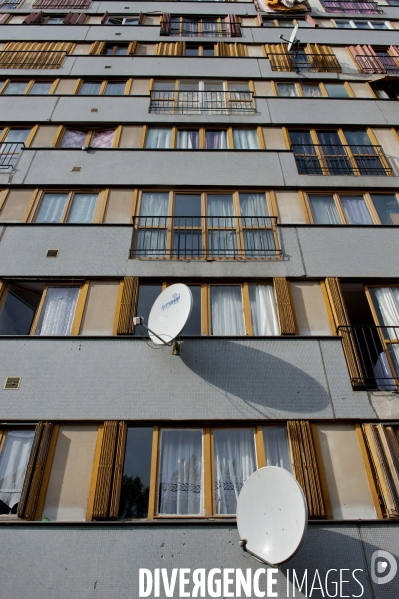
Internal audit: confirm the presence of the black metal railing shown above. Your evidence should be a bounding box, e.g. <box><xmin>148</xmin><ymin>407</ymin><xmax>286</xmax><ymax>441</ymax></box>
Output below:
<box><xmin>130</xmin><ymin>216</ymin><xmax>280</xmax><ymax>259</ymax></box>
<box><xmin>268</xmin><ymin>53</ymin><xmax>341</xmax><ymax>73</ymax></box>
<box><xmin>149</xmin><ymin>90</ymin><xmax>255</xmax><ymax>114</ymax></box>
<box><xmin>291</xmin><ymin>144</ymin><xmax>392</xmax><ymax>176</ymax></box>
<box><xmin>168</xmin><ymin>24</ymin><xmax>236</xmax><ymax>38</ymax></box>
<box><xmin>321</xmin><ymin>0</ymin><xmax>383</xmax><ymax>13</ymax></box>
<box><xmin>0</xmin><ymin>51</ymin><xmax>67</xmax><ymax>69</ymax></box>
<box><xmin>0</xmin><ymin>142</ymin><xmax>24</xmax><ymax>171</ymax></box>
<box><xmin>353</xmin><ymin>54</ymin><xmax>399</xmax><ymax>75</ymax></box>
<box><xmin>338</xmin><ymin>325</ymin><xmax>399</xmax><ymax>390</ymax></box>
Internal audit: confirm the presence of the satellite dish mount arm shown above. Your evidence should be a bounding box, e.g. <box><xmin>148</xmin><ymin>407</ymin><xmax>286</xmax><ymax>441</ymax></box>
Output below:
<box><xmin>133</xmin><ymin>316</ymin><xmax>172</xmax><ymax>346</ymax></box>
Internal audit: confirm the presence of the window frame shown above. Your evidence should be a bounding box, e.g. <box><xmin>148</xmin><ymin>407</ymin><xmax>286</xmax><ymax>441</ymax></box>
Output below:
<box><xmin>303</xmin><ymin>191</ymin><xmax>384</xmax><ymax>225</ymax></box>
<box><xmin>55</xmin><ymin>125</ymin><xmax>121</xmax><ymax>149</ymax></box>
<box><xmin>170</xmin><ymin>16</ymin><xmax>223</xmax><ymax>37</ymax></box>
<box><xmin>143</xmin><ymin>126</ymin><xmax>263</xmax><ymax>149</ymax></box>
<box><xmin>75</xmin><ymin>78</ymin><xmax>130</xmax><ymax>95</ymax></box>
<box><xmin>28</xmin><ymin>189</ymin><xmax>106</xmax><ymax>224</ymax></box>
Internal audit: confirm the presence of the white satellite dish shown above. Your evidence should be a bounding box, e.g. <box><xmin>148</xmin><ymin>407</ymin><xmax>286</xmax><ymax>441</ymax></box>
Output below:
<box><xmin>147</xmin><ymin>283</ymin><xmax>193</xmax><ymax>346</ymax></box>
<box><xmin>287</xmin><ymin>24</ymin><xmax>299</xmax><ymax>52</ymax></box>
<box><xmin>236</xmin><ymin>467</ymin><xmax>307</xmax><ymax>566</ymax></box>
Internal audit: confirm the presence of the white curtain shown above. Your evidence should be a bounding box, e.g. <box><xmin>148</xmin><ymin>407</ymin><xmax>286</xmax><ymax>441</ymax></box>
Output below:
<box><xmin>177</xmin><ymin>130</ymin><xmax>199</xmax><ymax>149</ymax></box>
<box><xmin>146</xmin><ymin>128</ymin><xmax>172</xmax><ymax>149</ymax></box>
<box><xmin>233</xmin><ymin>129</ymin><xmax>259</xmax><ymax>150</ymax></box>
<box><xmin>239</xmin><ymin>193</ymin><xmax>269</xmax><ymax>218</ymax></box>
<box><xmin>205</xmin><ymin>130</ymin><xmax>228</xmax><ymax>149</ymax></box>
<box><xmin>210</xmin><ymin>286</ymin><xmax>244</xmax><ymax>335</ymax></box>
<box><xmin>208</xmin><ymin>194</ymin><xmax>237</xmax><ymax>256</ymax></box>
<box><xmin>302</xmin><ymin>84</ymin><xmax>323</xmax><ymax>97</ymax></box>
<box><xmin>158</xmin><ymin>430</ymin><xmax>203</xmax><ymax>515</ymax></box>
<box><xmin>35</xmin><ymin>287</ymin><xmax>79</xmax><ymax>336</ymax></box>
<box><xmin>249</xmin><ymin>285</ymin><xmax>279</xmax><ymax>336</ymax></box>
<box><xmin>136</xmin><ymin>230</ymin><xmax>166</xmax><ymax>257</ymax></box>
<box><xmin>214</xmin><ymin>429</ymin><xmax>256</xmax><ymax>515</ymax></box>
<box><xmin>309</xmin><ymin>195</ymin><xmax>341</xmax><ymax>224</ymax></box>
<box><xmin>0</xmin><ymin>431</ymin><xmax>34</xmax><ymax>511</ymax></box>
<box><xmin>340</xmin><ymin>196</ymin><xmax>373</xmax><ymax>225</ymax></box>
<box><xmin>263</xmin><ymin>426</ymin><xmax>292</xmax><ymax>472</ymax></box>
<box><xmin>371</xmin><ymin>288</ymin><xmax>399</xmax><ymax>340</ymax></box>
<box><xmin>67</xmin><ymin>193</ymin><xmax>98</xmax><ymax>224</ymax></box>
<box><xmin>277</xmin><ymin>83</ymin><xmax>298</xmax><ymax>97</ymax></box>
<box><xmin>373</xmin><ymin>351</ymin><xmax>396</xmax><ymax>390</ymax></box>
<box><xmin>35</xmin><ymin>193</ymin><xmax>68</xmax><ymax>223</ymax></box>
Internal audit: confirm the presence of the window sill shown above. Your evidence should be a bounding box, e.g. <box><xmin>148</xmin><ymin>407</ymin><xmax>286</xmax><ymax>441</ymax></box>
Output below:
<box><xmin>0</xmin><ymin>518</ymin><xmax>395</xmax><ymax>526</ymax></box>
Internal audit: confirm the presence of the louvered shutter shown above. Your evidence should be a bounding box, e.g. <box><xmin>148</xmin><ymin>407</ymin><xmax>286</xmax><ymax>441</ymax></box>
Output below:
<box><xmin>100</xmin><ymin>12</ymin><xmax>109</xmax><ymax>25</ymax></box>
<box><xmin>257</xmin><ymin>13</ymin><xmax>263</xmax><ymax>26</ymax></box>
<box><xmin>305</xmin><ymin>15</ymin><xmax>318</xmax><ymax>27</ymax></box>
<box><xmin>0</xmin><ymin>14</ymin><xmax>10</xmax><ymax>24</ymax></box>
<box><xmin>17</xmin><ymin>422</ymin><xmax>54</xmax><ymax>520</ymax></box>
<box><xmin>90</xmin><ymin>41</ymin><xmax>106</xmax><ymax>55</ymax></box>
<box><xmin>225</xmin><ymin>15</ymin><xmax>241</xmax><ymax>37</ymax></box>
<box><xmin>160</xmin><ymin>13</ymin><xmax>171</xmax><ymax>36</ymax></box>
<box><xmin>287</xmin><ymin>421</ymin><xmax>325</xmax><ymax>518</ymax></box>
<box><xmin>92</xmin><ymin>421</ymin><xmax>127</xmax><ymax>520</ymax></box>
<box><xmin>0</xmin><ymin>42</ymin><xmax>73</xmax><ymax>69</ymax></box>
<box><xmin>273</xmin><ymin>278</ymin><xmax>296</xmax><ymax>335</ymax></box>
<box><xmin>306</xmin><ymin>44</ymin><xmax>340</xmax><ymax>73</ymax></box>
<box><xmin>138</xmin><ymin>13</ymin><xmax>144</xmax><ymax>25</ymax></box>
<box><xmin>128</xmin><ymin>41</ymin><xmax>138</xmax><ymax>55</ymax></box>
<box><xmin>348</xmin><ymin>45</ymin><xmax>385</xmax><ymax>74</ymax></box>
<box><xmin>117</xmin><ymin>276</ymin><xmax>139</xmax><ymax>335</ymax></box>
<box><xmin>324</xmin><ymin>277</ymin><xmax>363</xmax><ymax>385</ymax></box>
<box><xmin>64</xmin><ymin>12</ymin><xmax>86</xmax><ymax>24</ymax></box>
<box><xmin>265</xmin><ymin>43</ymin><xmax>294</xmax><ymax>72</ymax></box>
<box><xmin>215</xmin><ymin>42</ymin><xmax>227</xmax><ymax>57</ymax></box>
<box><xmin>156</xmin><ymin>42</ymin><xmax>185</xmax><ymax>56</ymax></box>
<box><xmin>362</xmin><ymin>424</ymin><xmax>399</xmax><ymax>518</ymax></box>
<box><xmin>33</xmin><ymin>0</ymin><xmax>91</xmax><ymax>8</ymax></box>
<box><xmin>388</xmin><ymin>45</ymin><xmax>399</xmax><ymax>59</ymax></box>
<box><xmin>23</xmin><ymin>12</ymin><xmax>44</xmax><ymax>24</ymax></box>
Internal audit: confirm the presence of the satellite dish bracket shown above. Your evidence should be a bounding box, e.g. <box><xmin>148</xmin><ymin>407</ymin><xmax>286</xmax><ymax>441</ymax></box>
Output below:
<box><xmin>279</xmin><ymin>33</ymin><xmax>300</xmax><ymax>56</ymax></box>
<box><xmin>133</xmin><ymin>316</ymin><xmax>173</xmax><ymax>346</ymax></box>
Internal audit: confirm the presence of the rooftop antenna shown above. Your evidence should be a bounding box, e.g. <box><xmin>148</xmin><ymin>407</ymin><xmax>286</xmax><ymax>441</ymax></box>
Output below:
<box><xmin>279</xmin><ymin>24</ymin><xmax>300</xmax><ymax>55</ymax></box>
<box><xmin>237</xmin><ymin>466</ymin><xmax>307</xmax><ymax>566</ymax></box>
<box><xmin>133</xmin><ymin>283</ymin><xmax>193</xmax><ymax>355</ymax></box>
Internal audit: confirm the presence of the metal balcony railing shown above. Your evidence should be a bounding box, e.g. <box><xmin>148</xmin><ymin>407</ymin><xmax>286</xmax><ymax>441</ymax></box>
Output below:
<box><xmin>353</xmin><ymin>54</ymin><xmax>399</xmax><ymax>75</ymax></box>
<box><xmin>268</xmin><ymin>53</ymin><xmax>341</xmax><ymax>73</ymax></box>
<box><xmin>291</xmin><ymin>144</ymin><xmax>392</xmax><ymax>176</ymax></box>
<box><xmin>0</xmin><ymin>142</ymin><xmax>24</xmax><ymax>171</ymax></box>
<box><xmin>149</xmin><ymin>90</ymin><xmax>255</xmax><ymax>114</ymax></box>
<box><xmin>0</xmin><ymin>51</ymin><xmax>67</xmax><ymax>69</ymax></box>
<box><xmin>168</xmin><ymin>24</ymin><xmax>237</xmax><ymax>38</ymax></box>
<box><xmin>130</xmin><ymin>216</ymin><xmax>280</xmax><ymax>260</ymax></box>
<box><xmin>338</xmin><ymin>325</ymin><xmax>399</xmax><ymax>390</ymax></box>
<box><xmin>321</xmin><ymin>0</ymin><xmax>383</xmax><ymax>13</ymax></box>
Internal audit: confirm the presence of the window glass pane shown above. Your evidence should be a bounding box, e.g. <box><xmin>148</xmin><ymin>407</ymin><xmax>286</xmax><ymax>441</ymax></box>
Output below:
<box><xmin>0</xmin><ymin>287</ymin><xmax>41</xmax><ymax>335</ymax></box>
<box><xmin>91</xmin><ymin>129</ymin><xmax>115</xmax><ymax>148</ymax></box>
<box><xmin>335</xmin><ymin>20</ymin><xmax>353</xmax><ymax>28</ymax></box>
<box><xmin>60</xmin><ymin>129</ymin><xmax>87</xmax><ymax>148</ymax></box>
<box><xmin>302</xmin><ymin>84</ymin><xmax>322</xmax><ymax>97</ymax></box>
<box><xmin>344</xmin><ymin>130</ymin><xmax>372</xmax><ymax>146</ymax></box>
<box><xmin>47</xmin><ymin>17</ymin><xmax>64</xmax><ymax>23</ymax></box>
<box><xmin>213</xmin><ymin>429</ymin><xmax>256</xmax><ymax>515</ymax></box>
<box><xmin>175</xmin><ymin>194</ymin><xmax>201</xmax><ymax>222</ymax></box>
<box><xmin>146</xmin><ymin>128</ymin><xmax>172</xmax><ymax>149</ymax></box>
<box><xmin>29</xmin><ymin>82</ymin><xmax>52</xmax><ymax>95</ymax></box>
<box><xmin>67</xmin><ymin>193</ymin><xmax>98</xmax><ymax>223</ymax></box>
<box><xmin>186</xmin><ymin>46</ymin><xmax>199</xmax><ymax>57</ymax></box>
<box><xmin>205</xmin><ymin>130</ymin><xmax>227</xmax><ymax>149</ymax></box>
<box><xmin>370</xmin><ymin>21</ymin><xmax>388</xmax><ymax>29</ymax></box>
<box><xmin>369</xmin><ymin>288</ymin><xmax>399</xmax><ymax>329</ymax></box>
<box><xmin>371</xmin><ymin>194</ymin><xmax>399</xmax><ymax>225</ymax></box>
<box><xmin>352</xmin><ymin>20</ymin><xmax>370</xmax><ymax>29</ymax></box>
<box><xmin>153</xmin><ymin>80</ymin><xmax>176</xmax><ymax>91</ymax></box>
<box><xmin>177</xmin><ymin>130</ymin><xmax>199</xmax><ymax>149</ymax></box>
<box><xmin>119</xmin><ymin>427</ymin><xmax>153</xmax><ymax>519</ymax></box>
<box><xmin>203</xmin><ymin>47</ymin><xmax>214</xmax><ymax>57</ymax></box>
<box><xmin>324</xmin><ymin>83</ymin><xmax>350</xmax><ymax>98</ymax></box>
<box><xmin>239</xmin><ymin>193</ymin><xmax>269</xmax><ymax>218</ymax></box>
<box><xmin>233</xmin><ymin>129</ymin><xmax>259</xmax><ymax>150</ymax></box>
<box><xmin>210</xmin><ymin>286</ymin><xmax>244</xmax><ymax>335</ymax></box>
<box><xmin>4</xmin><ymin>82</ymin><xmax>28</xmax><ymax>95</ymax></box>
<box><xmin>135</xmin><ymin>284</ymin><xmax>163</xmax><ymax>333</ymax></box>
<box><xmin>309</xmin><ymin>195</ymin><xmax>341</xmax><ymax>224</ymax></box>
<box><xmin>180</xmin><ymin>286</ymin><xmax>201</xmax><ymax>335</ymax></box>
<box><xmin>249</xmin><ymin>285</ymin><xmax>279</xmax><ymax>335</ymax></box>
<box><xmin>179</xmin><ymin>80</ymin><xmax>199</xmax><ymax>91</ymax></box>
<box><xmin>204</xmin><ymin>80</ymin><xmax>223</xmax><ymax>92</ymax></box>
<box><xmin>140</xmin><ymin>192</ymin><xmax>169</xmax><ymax>224</ymax></box>
<box><xmin>340</xmin><ymin>195</ymin><xmax>373</xmax><ymax>225</ymax></box>
<box><xmin>263</xmin><ymin>426</ymin><xmax>292</xmax><ymax>472</ymax></box>
<box><xmin>35</xmin><ymin>287</ymin><xmax>79</xmax><ymax>336</ymax></box>
<box><xmin>0</xmin><ymin>431</ymin><xmax>35</xmax><ymax>514</ymax></box>
<box><xmin>277</xmin><ymin>83</ymin><xmax>298</xmax><ymax>97</ymax></box>
<box><xmin>0</xmin><ymin>81</ymin><xmax>5</xmax><ymax>91</ymax></box>
<box><xmin>4</xmin><ymin>129</ymin><xmax>31</xmax><ymax>143</ymax></box>
<box><xmin>228</xmin><ymin>81</ymin><xmax>249</xmax><ymax>92</ymax></box>
<box><xmin>79</xmin><ymin>81</ymin><xmax>102</xmax><ymax>95</ymax></box>
<box><xmin>104</xmin><ymin>81</ymin><xmax>126</xmax><ymax>95</ymax></box>
<box><xmin>36</xmin><ymin>193</ymin><xmax>68</xmax><ymax>223</ymax></box>
<box><xmin>158</xmin><ymin>429</ymin><xmax>203</xmax><ymax>515</ymax></box>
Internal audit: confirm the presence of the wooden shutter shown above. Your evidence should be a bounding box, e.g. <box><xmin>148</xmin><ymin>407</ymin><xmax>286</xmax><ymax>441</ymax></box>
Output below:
<box><xmin>324</xmin><ymin>277</ymin><xmax>363</xmax><ymax>385</ymax></box>
<box><xmin>305</xmin><ymin>15</ymin><xmax>317</xmax><ymax>27</ymax></box>
<box><xmin>388</xmin><ymin>46</ymin><xmax>399</xmax><ymax>59</ymax></box>
<box><xmin>215</xmin><ymin>42</ymin><xmax>228</xmax><ymax>57</ymax></box>
<box><xmin>64</xmin><ymin>12</ymin><xmax>87</xmax><ymax>24</ymax></box>
<box><xmin>362</xmin><ymin>424</ymin><xmax>399</xmax><ymax>519</ymax></box>
<box><xmin>156</xmin><ymin>42</ymin><xmax>186</xmax><ymax>56</ymax></box>
<box><xmin>90</xmin><ymin>41</ymin><xmax>106</xmax><ymax>55</ymax></box>
<box><xmin>224</xmin><ymin>43</ymin><xmax>247</xmax><ymax>57</ymax></box>
<box><xmin>0</xmin><ymin>14</ymin><xmax>10</xmax><ymax>24</ymax></box>
<box><xmin>117</xmin><ymin>276</ymin><xmax>139</xmax><ymax>335</ymax></box>
<box><xmin>0</xmin><ymin>42</ymin><xmax>73</xmax><ymax>69</ymax></box>
<box><xmin>138</xmin><ymin>13</ymin><xmax>144</xmax><ymax>25</ymax></box>
<box><xmin>225</xmin><ymin>15</ymin><xmax>241</xmax><ymax>38</ymax></box>
<box><xmin>306</xmin><ymin>44</ymin><xmax>340</xmax><ymax>73</ymax></box>
<box><xmin>23</xmin><ymin>12</ymin><xmax>44</xmax><ymax>24</ymax></box>
<box><xmin>273</xmin><ymin>278</ymin><xmax>296</xmax><ymax>335</ymax></box>
<box><xmin>287</xmin><ymin>421</ymin><xmax>326</xmax><ymax>518</ymax></box>
<box><xmin>265</xmin><ymin>43</ymin><xmax>294</xmax><ymax>72</ymax></box>
<box><xmin>92</xmin><ymin>421</ymin><xmax>127</xmax><ymax>520</ymax></box>
<box><xmin>348</xmin><ymin>45</ymin><xmax>385</xmax><ymax>74</ymax></box>
<box><xmin>257</xmin><ymin>13</ymin><xmax>263</xmax><ymax>27</ymax></box>
<box><xmin>17</xmin><ymin>422</ymin><xmax>53</xmax><ymax>520</ymax></box>
<box><xmin>33</xmin><ymin>0</ymin><xmax>91</xmax><ymax>7</ymax></box>
<box><xmin>100</xmin><ymin>11</ymin><xmax>109</xmax><ymax>25</ymax></box>
<box><xmin>160</xmin><ymin>13</ymin><xmax>171</xmax><ymax>36</ymax></box>
<box><xmin>128</xmin><ymin>41</ymin><xmax>138</xmax><ymax>55</ymax></box>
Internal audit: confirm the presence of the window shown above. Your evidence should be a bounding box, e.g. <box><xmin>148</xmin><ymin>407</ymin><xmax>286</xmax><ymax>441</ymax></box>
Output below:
<box><xmin>35</xmin><ymin>287</ymin><xmax>80</xmax><ymax>336</ymax></box>
<box><xmin>371</xmin><ymin>193</ymin><xmax>399</xmax><ymax>224</ymax></box>
<box><xmin>0</xmin><ymin>128</ymin><xmax>31</xmax><ymax>169</ymax></box>
<box><xmin>78</xmin><ymin>80</ymin><xmax>127</xmax><ymax>95</ymax></box>
<box><xmin>321</xmin><ymin>0</ymin><xmax>381</xmax><ymax>14</ymax></box>
<box><xmin>334</xmin><ymin>20</ymin><xmax>390</xmax><ymax>29</ymax></box>
<box><xmin>105</xmin><ymin>16</ymin><xmax>140</xmax><ymax>25</ymax></box>
<box><xmin>0</xmin><ymin>80</ymin><xmax>54</xmax><ymax>95</ymax></box>
<box><xmin>0</xmin><ymin>429</ymin><xmax>35</xmax><ymax>515</ymax></box>
<box><xmin>262</xmin><ymin>17</ymin><xmax>312</xmax><ymax>28</ymax></box>
<box><xmin>34</xmin><ymin>192</ymin><xmax>99</xmax><ymax>223</ymax></box>
<box><xmin>349</xmin><ymin>46</ymin><xmax>399</xmax><ymax>75</ymax></box>
<box><xmin>105</xmin><ymin>43</ymin><xmax>129</xmax><ymax>56</ymax></box>
<box><xmin>132</xmin><ymin>191</ymin><xmax>278</xmax><ymax>261</ymax></box>
<box><xmin>266</xmin><ymin>44</ymin><xmax>340</xmax><ymax>73</ymax></box>
<box><xmin>185</xmin><ymin>44</ymin><xmax>215</xmax><ymax>57</ymax></box>
<box><xmin>372</xmin><ymin>80</ymin><xmax>399</xmax><ymax>99</ymax></box>
<box><xmin>0</xmin><ymin>284</ymin><xmax>42</xmax><ymax>335</ymax></box>
<box><xmin>289</xmin><ymin>129</ymin><xmax>391</xmax><ymax>175</ymax></box>
<box><xmin>324</xmin><ymin>83</ymin><xmax>350</xmax><ymax>98</ymax></box>
<box><xmin>59</xmin><ymin>128</ymin><xmax>116</xmax><ymax>148</ymax></box>
<box><xmin>144</xmin><ymin>126</ymin><xmax>262</xmax><ymax>149</ymax></box>
<box><xmin>367</xmin><ymin>287</ymin><xmax>399</xmax><ymax>383</ymax></box>
<box><xmin>119</xmin><ymin>427</ymin><xmax>153</xmax><ymax>518</ymax></box>
<box><xmin>275</xmin><ymin>81</ymin><xmax>354</xmax><ymax>98</ymax></box>
<box><xmin>306</xmin><ymin>193</ymin><xmax>374</xmax><ymax>224</ymax></box>
<box><xmin>170</xmin><ymin>17</ymin><xmax>224</xmax><ymax>37</ymax></box>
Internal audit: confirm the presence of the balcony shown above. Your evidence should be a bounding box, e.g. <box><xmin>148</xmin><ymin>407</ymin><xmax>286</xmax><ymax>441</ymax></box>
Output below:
<box><xmin>0</xmin><ymin>142</ymin><xmax>24</xmax><ymax>172</ymax></box>
<box><xmin>0</xmin><ymin>50</ymin><xmax>67</xmax><ymax>70</ymax></box>
<box><xmin>353</xmin><ymin>54</ymin><xmax>399</xmax><ymax>75</ymax></box>
<box><xmin>321</xmin><ymin>0</ymin><xmax>383</xmax><ymax>13</ymax></box>
<box><xmin>268</xmin><ymin>53</ymin><xmax>341</xmax><ymax>73</ymax></box>
<box><xmin>338</xmin><ymin>325</ymin><xmax>399</xmax><ymax>390</ymax></box>
<box><xmin>149</xmin><ymin>90</ymin><xmax>255</xmax><ymax>115</ymax></box>
<box><xmin>167</xmin><ymin>24</ymin><xmax>238</xmax><ymax>38</ymax></box>
<box><xmin>291</xmin><ymin>144</ymin><xmax>392</xmax><ymax>176</ymax></box>
<box><xmin>130</xmin><ymin>216</ymin><xmax>280</xmax><ymax>260</ymax></box>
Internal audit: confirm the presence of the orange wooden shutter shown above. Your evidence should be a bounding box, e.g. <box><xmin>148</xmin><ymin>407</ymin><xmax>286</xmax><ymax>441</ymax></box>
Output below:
<box><xmin>117</xmin><ymin>276</ymin><xmax>139</xmax><ymax>335</ymax></box>
<box><xmin>273</xmin><ymin>278</ymin><xmax>296</xmax><ymax>335</ymax></box>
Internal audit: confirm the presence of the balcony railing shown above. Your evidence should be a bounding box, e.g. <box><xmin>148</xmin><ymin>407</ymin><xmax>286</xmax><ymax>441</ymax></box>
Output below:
<box><xmin>130</xmin><ymin>216</ymin><xmax>281</xmax><ymax>260</ymax></box>
<box><xmin>0</xmin><ymin>51</ymin><xmax>67</xmax><ymax>69</ymax></box>
<box><xmin>353</xmin><ymin>54</ymin><xmax>399</xmax><ymax>75</ymax></box>
<box><xmin>168</xmin><ymin>24</ymin><xmax>236</xmax><ymax>38</ymax></box>
<box><xmin>149</xmin><ymin>90</ymin><xmax>255</xmax><ymax>115</ymax></box>
<box><xmin>338</xmin><ymin>325</ymin><xmax>399</xmax><ymax>390</ymax></box>
<box><xmin>321</xmin><ymin>0</ymin><xmax>383</xmax><ymax>13</ymax></box>
<box><xmin>0</xmin><ymin>142</ymin><xmax>24</xmax><ymax>172</ymax></box>
<box><xmin>291</xmin><ymin>144</ymin><xmax>392</xmax><ymax>176</ymax></box>
<box><xmin>268</xmin><ymin>53</ymin><xmax>341</xmax><ymax>73</ymax></box>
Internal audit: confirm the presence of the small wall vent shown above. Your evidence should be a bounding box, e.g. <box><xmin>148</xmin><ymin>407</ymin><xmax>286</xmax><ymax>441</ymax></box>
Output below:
<box><xmin>104</xmin><ymin>66</ymin><xmax>112</xmax><ymax>69</ymax></box>
<box><xmin>90</xmin><ymin>108</ymin><xmax>98</xmax><ymax>112</ymax></box>
<box><xmin>46</xmin><ymin>249</ymin><xmax>59</xmax><ymax>258</ymax></box>
<box><xmin>4</xmin><ymin>377</ymin><xmax>21</xmax><ymax>390</ymax></box>
<box><xmin>71</xmin><ymin>166</ymin><xmax>82</xmax><ymax>172</ymax></box>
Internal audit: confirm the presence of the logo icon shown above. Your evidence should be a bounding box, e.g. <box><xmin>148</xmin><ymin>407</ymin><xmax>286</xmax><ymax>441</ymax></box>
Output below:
<box><xmin>371</xmin><ymin>550</ymin><xmax>397</xmax><ymax>585</ymax></box>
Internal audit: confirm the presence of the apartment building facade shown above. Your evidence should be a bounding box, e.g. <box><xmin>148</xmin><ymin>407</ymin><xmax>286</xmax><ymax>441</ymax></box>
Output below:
<box><xmin>0</xmin><ymin>0</ymin><xmax>398</xmax><ymax>596</ymax></box>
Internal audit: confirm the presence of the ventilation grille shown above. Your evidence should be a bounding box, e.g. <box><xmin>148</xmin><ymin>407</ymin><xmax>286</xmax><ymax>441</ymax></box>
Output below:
<box><xmin>71</xmin><ymin>166</ymin><xmax>82</xmax><ymax>172</ymax></box>
<box><xmin>90</xmin><ymin>108</ymin><xmax>98</xmax><ymax>112</ymax></box>
<box><xmin>46</xmin><ymin>249</ymin><xmax>58</xmax><ymax>258</ymax></box>
<box><xmin>4</xmin><ymin>376</ymin><xmax>21</xmax><ymax>390</ymax></box>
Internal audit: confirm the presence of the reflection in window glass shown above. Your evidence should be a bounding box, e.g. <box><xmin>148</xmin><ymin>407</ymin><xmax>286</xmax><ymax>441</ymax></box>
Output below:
<box><xmin>30</xmin><ymin>82</ymin><xmax>52</xmax><ymax>95</ymax></box>
<box><xmin>175</xmin><ymin>194</ymin><xmax>201</xmax><ymax>223</ymax></box>
<box><xmin>0</xmin><ymin>286</ymin><xmax>41</xmax><ymax>335</ymax></box>
<box><xmin>263</xmin><ymin>426</ymin><xmax>292</xmax><ymax>472</ymax></box>
<box><xmin>158</xmin><ymin>429</ymin><xmax>203</xmax><ymax>515</ymax></box>
<box><xmin>302</xmin><ymin>84</ymin><xmax>323</xmax><ymax>98</ymax></box>
<box><xmin>371</xmin><ymin>194</ymin><xmax>399</xmax><ymax>225</ymax></box>
<box><xmin>119</xmin><ymin>427</ymin><xmax>153</xmax><ymax>518</ymax></box>
<box><xmin>180</xmin><ymin>286</ymin><xmax>201</xmax><ymax>335</ymax></box>
<box><xmin>324</xmin><ymin>83</ymin><xmax>350</xmax><ymax>98</ymax></box>
<box><xmin>309</xmin><ymin>195</ymin><xmax>341</xmax><ymax>224</ymax></box>
<box><xmin>277</xmin><ymin>83</ymin><xmax>298</xmax><ymax>97</ymax></box>
<box><xmin>4</xmin><ymin>129</ymin><xmax>31</xmax><ymax>143</ymax></box>
<box><xmin>79</xmin><ymin>81</ymin><xmax>102</xmax><ymax>95</ymax></box>
<box><xmin>340</xmin><ymin>195</ymin><xmax>373</xmax><ymax>225</ymax></box>
<box><xmin>105</xmin><ymin>81</ymin><xmax>126</xmax><ymax>95</ymax></box>
<box><xmin>135</xmin><ymin>285</ymin><xmax>163</xmax><ymax>334</ymax></box>
<box><xmin>36</xmin><ymin>193</ymin><xmax>69</xmax><ymax>223</ymax></box>
<box><xmin>4</xmin><ymin>82</ymin><xmax>28</xmax><ymax>95</ymax></box>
